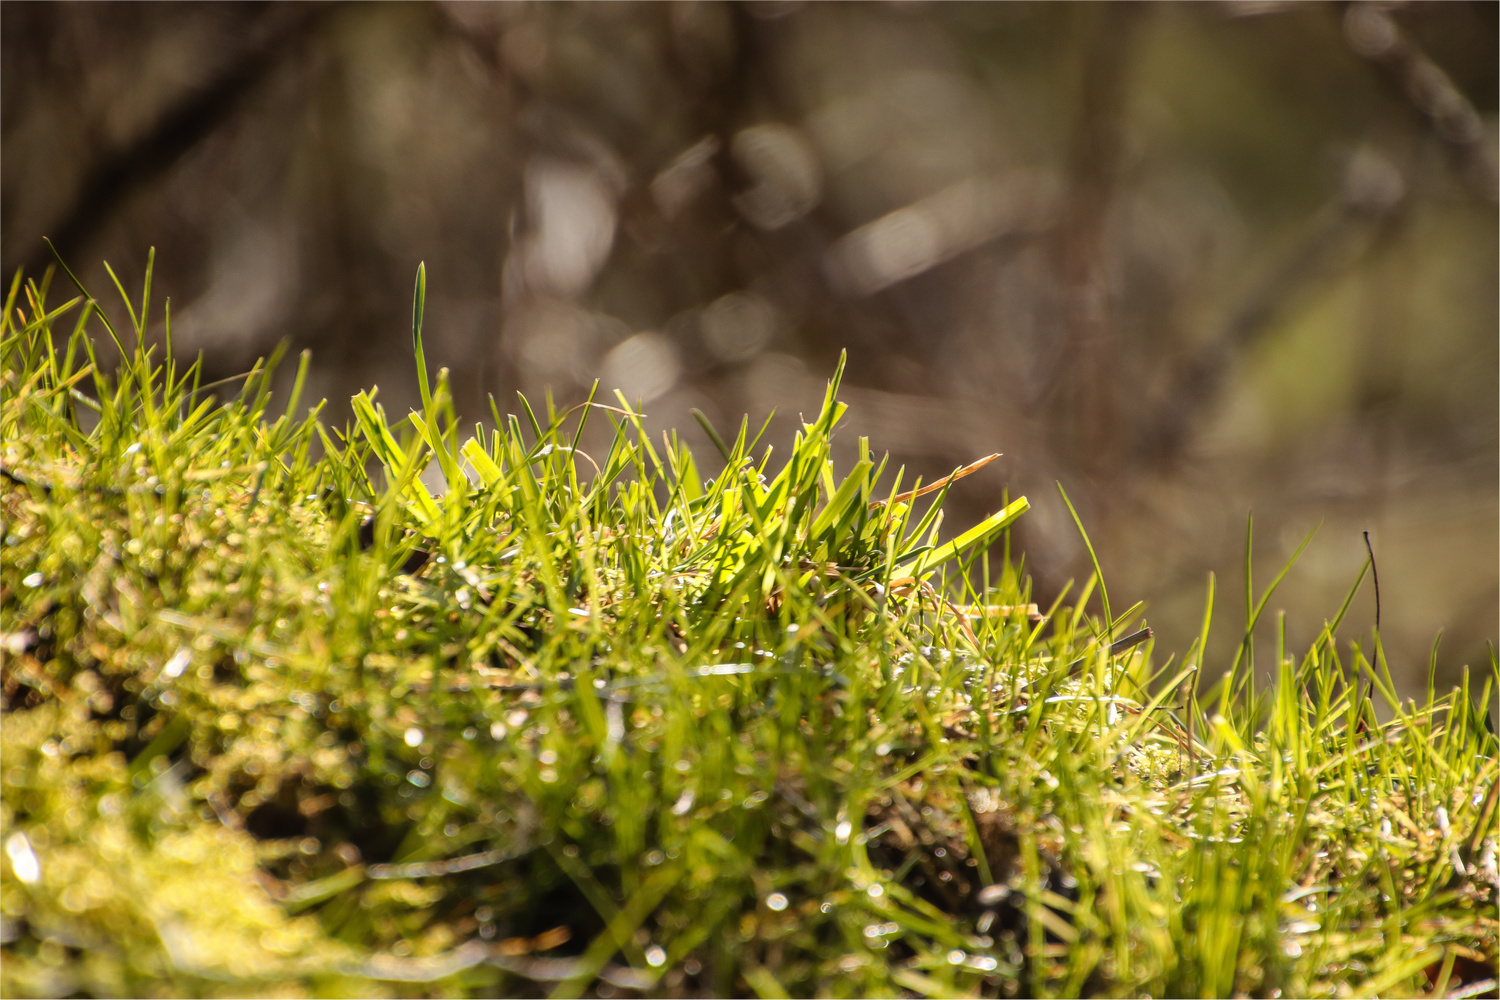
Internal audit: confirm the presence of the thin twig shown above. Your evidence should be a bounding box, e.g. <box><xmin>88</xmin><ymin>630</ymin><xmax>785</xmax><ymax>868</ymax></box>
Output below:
<box><xmin>1363</xmin><ymin>530</ymin><xmax>1380</xmax><ymax>631</ymax></box>
<box><xmin>868</xmin><ymin>453</ymin><xmax>1000</xmax><ymax>510</ymax></box>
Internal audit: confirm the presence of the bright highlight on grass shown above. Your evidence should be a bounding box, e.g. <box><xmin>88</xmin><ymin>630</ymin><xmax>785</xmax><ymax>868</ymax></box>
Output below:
<box><xmin>0</xmin><ymin>258</ymin><xmax>1495</xmax><ymax>998</ymax></box>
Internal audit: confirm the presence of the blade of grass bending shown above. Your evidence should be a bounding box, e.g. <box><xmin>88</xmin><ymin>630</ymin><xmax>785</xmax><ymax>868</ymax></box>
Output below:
<box><xmin>42</xmin><ymin>240</ymin><xmax>96</xmax><ymax>319</ymax></box>
<box><xmin>745</xmin><ymin>409</ymin><xmax>776</xmax><ymax>456</ymax></box>
<box><xmin>893</xmin><ymin>495</ymin><xmax>1029</xmax><ymax>579</ymax></box>
<box><xmin>411</xmin><ymin>262</ymin><xmax>431</xmax><ymax>414</ymax></box>
<box><xmin>48</xmin><ymin>241</ymin><xmax>127</xmax><ymax>360</ymax></box>
<box><xmin>101</xmin><ymin>260</ymin><xmax>140</xmax><ymax>342</ymax></box>
<box><xmin>516</xmin><ymin>389</ymin><xmax>545</xmax><ymax>447</ymax></box>
<box><xmin>568</xmin><ymin>379</ymin><xmax>602</xmax><ymax>483</ymax></box>
<box><xmin>1057</xmin><ymin>483</ymin><xmax>1112</xmax><ymax>642</ymax></box>
<box><xmin>691</xmin><ymin>407</ymin><xmax>733</xmax><ymax>463</ymax></box>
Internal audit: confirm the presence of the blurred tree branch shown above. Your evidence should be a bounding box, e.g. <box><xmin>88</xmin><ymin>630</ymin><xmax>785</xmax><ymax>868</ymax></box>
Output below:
<box><xmin>1140</xmin><ymin>147</ymin><xmax>1409</xmax><ymax>466</ymax></box>
<box><xmin>1045</xmin><ymin>2</ymin><xmax>1148</xmax><ymax>479</ymax></box>
<box><xmin>18</xmin><ymin>3</ymin><xmax>332</xmax><ymax>280</ymax></box>
<box><xmin>1341</xmin><ymin>1</ymin><xmax>1497</xmax><ymax>204</ymax></box>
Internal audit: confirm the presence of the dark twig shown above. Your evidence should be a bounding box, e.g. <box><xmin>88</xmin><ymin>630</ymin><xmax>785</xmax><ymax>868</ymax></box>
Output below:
<box><xmin>1363</xmin><ymin>530</ymin><xmax>1380</xmax><ymax>631</ymax></box>
<box><xmin>1350</xmin><ymin>530</ymin><xmax>1381</xmax><ymax>737</ymax></box>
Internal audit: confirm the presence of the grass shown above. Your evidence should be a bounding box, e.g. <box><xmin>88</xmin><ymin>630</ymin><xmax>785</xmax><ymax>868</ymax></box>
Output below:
<box><xmin>1</xmin><ymin>257</ymin><xmax>1495</xmax><ymax>999</ymax></box>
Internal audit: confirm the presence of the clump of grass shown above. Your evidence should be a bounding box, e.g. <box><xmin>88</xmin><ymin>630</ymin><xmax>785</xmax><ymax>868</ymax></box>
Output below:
<box><xmin>1</xmin><ymin>258</ymin><xmax>1495</xmax><ymax>999</ymax></box>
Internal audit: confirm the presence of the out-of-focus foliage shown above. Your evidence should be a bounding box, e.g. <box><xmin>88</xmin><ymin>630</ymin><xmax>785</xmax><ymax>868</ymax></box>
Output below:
<box><xmin>2</xmin><ymin>1</ymin><xmax>1495</xmax><ymax>687</ymax></box>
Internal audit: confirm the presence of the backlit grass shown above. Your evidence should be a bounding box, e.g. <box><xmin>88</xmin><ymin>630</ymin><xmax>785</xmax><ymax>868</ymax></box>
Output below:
<box><xmin>1</xmin><ymin>258</ymin><xmax>1495</xmax><ymax>998</ymax></box>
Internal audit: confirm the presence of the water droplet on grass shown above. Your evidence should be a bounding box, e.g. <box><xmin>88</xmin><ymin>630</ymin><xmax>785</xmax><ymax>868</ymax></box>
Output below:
<box><xmin>161</xmin><ymin>650</ymin><xmax>195</xmax><ymax>680</ymax></box>
<box><xmin>5</xmin><ymin>833</ymin><xmax>39</xmax><ymax>884</ymax></box>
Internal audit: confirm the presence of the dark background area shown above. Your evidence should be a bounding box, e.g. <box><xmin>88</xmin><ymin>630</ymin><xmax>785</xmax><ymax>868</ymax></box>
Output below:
<box><xmin>4</xmin><ymin>1</ymin><xmax>1496</xmax><ymax>693</ymax></box>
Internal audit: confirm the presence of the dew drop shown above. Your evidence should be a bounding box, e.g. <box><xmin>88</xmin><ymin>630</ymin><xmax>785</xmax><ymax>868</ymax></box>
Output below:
<box><xmin>5</xmin><ymin>833</ymin><xmax>40</xmax><ymax>884</ymax></box>
<box><xmin>162</xmin><ymin>649</ymin><xmax>191</xmax><ymax>678</ymax></box>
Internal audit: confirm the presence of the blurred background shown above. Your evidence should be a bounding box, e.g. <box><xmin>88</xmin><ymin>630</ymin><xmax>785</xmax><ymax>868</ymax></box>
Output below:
<box><xmin>4</xmin><ymin>1</ymin><xmax>1495</xmax><ymax>694</ymax></box>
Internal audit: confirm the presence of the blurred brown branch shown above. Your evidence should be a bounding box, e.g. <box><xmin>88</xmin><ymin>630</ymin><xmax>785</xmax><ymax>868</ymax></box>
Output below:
<box><xmin>17</xmin><ymin>3</ymin><xmax>332</xmax><ymax>280</ymax></box>
<box><xmin>1046</xmin><ymin>2</ymin><xmax>1148</xmax><ymax>478</ymax></box>
<box><xmin>1342</xmin><ymin>1</ymin><xmax>1497</xmax><ymax>203</ymax></box>
<box><xmin>1141</xmin><ymin>147</ymin><xmax>1409</xmax><ymax>466</ymax></box>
